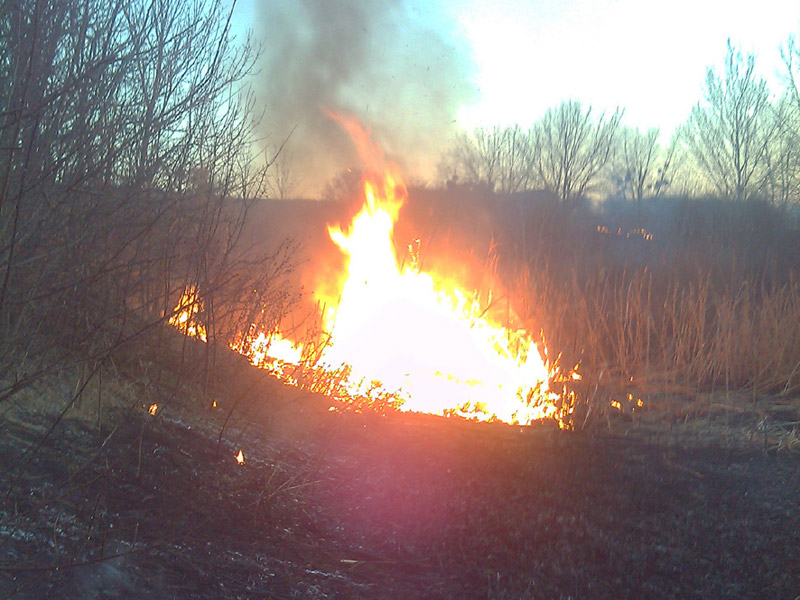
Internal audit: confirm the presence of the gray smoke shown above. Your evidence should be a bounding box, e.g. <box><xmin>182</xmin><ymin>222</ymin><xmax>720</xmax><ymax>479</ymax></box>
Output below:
<box><xmin>257</xmin><ymin>0</ymin><xmax>476</xmax><ymax>197</ymax></box>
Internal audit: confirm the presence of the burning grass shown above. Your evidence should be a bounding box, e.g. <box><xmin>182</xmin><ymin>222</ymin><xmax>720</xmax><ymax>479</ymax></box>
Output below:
<box><xmin>171</xmin><ymin>184</ymin><xmax>800</xmax><ymax>434</ymax></box>
<box><xmin>241</xmin><ymin>187</ymin><xmax>800</xmax><ymax>432</ymax></box>
<box><xmin>174</xmin><ymin>119</ymin><xmax>579</xmax><ymax>428</ymax></box>
<box><xmin>3</xmin><ymin>186</ymin><xmax>799</xmax><ymax>597</ymax></box>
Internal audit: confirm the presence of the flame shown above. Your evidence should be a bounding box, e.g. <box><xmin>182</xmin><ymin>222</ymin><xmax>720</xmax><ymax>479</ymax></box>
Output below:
<box><xmin>230</xmin><ymin>330</ymin><xmax>306</xmax><ymax>385</ymax></box>
<box><xmin>169</xmin><ymin>287</ymin><xmax>207</xmax><ymax>341</ymax></box>
<box><xmin>310</xmin><ymin>166</ymin><xmax>562</xmax><ymax>423</ymax></box>
<box><xmin>171</xmin><ymin>117</ymin><xmax>577</xmax><ymax>426</ymax></box>
<box><xmin>293</xmin><ymin>115</ymin><xmax>573</xmax><ymax>424</ymax></box>
<box><xmin>235</xmin><ymin>449</ymin><xmax>245</xmax><ymax>465</ymax></box>
<box><xmin>245</xmin><ymin>331</ymin><xmax>303</xmax><ymax>368</ymax></box>
<box><xmin>148</xmin><ymin>403</ymin><xmax>158</xmax><ymax>415</ymax></box>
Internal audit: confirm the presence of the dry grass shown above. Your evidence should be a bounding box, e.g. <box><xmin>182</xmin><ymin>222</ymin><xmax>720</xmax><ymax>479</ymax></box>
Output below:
<box><xmin>278</xmin><ymin>189</ymin><xmax>800</xmax><ymax>434</ymax></box>
<box><xmin>533</xmin><ymin>270</ymin><xmax>800</xmax><ymax>393</ymax></box>
<box><xmin>474</xmin><ymin>193</ymin><xmax>800</xmax><ymax>431</ymax></box>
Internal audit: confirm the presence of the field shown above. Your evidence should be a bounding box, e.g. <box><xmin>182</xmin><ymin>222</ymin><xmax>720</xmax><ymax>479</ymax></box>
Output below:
<box><xmin>1</xmin><ymin>334</ymin><xmax>798</xmax><ymax>599</ymax></box>
<box><xmin>5</xmin><ymin>3</ymin><xmax>800</xmax><ymax>596</ymax></box>
<box><xmin>2</xmin><ymin>191</ymin><xmax>799</xmax><ymax>599</ymax></box>
<box><xmin>247</xmin><ymin>189</ymin><xmax>800</xmax><ymax>426</ymax></box>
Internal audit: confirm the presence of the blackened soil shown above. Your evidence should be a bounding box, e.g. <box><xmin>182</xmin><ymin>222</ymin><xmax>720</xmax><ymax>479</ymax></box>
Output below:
<box><xmin>1</xmin><ymin>388</ymin><xmax>799</xmax><ymax>600</ymax></box>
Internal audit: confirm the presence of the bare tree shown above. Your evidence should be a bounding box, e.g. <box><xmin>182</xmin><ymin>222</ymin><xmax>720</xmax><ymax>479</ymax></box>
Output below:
<box><xmin>0</xmin><ymin>1</ymin><xmax>304</xmax><ymax>578</ymax></box>
<box><xmin>683</xmin><ymin>40</ymin><xmax>777</xmax><ymax>202</ymax></box>
<box><xmin>439</xmin><ymin>125</ymin><xmax>534</xmax><ymax>194</ymax></box>
<box><xmin>768</xmin><ymin>34</ymin><xmax>800</xmax><ymax>206</ymax></box>
<box><xmin>442</xmin><ymin>127</ymin><xmax>503</xmax><ymax>192</ymax></box>
<box><xmin>496</xmin><ymin>125</ymin><xmax>535</xmax><ymax>195</ymax></box>
<box><xmin>0</xmin><ymin>0</ymin><xmax>297</xmax><ymax>402</ymax></box>
<box><xmin>782</xmin><ymin>33</ymin><xmax>800</xmax><ymax>114</ymax></box>
<box><xmin>612</xmin><ymin>127</ymin><xmax>676</xmax><ymax>201</ymax></box>
<box><xmin>531</xmin><ymin>100</ymin><xmax>622</xmax><ymax>204</ymax></box>
<box><xmin>268</xmin><ymin>148</ymin><xmax>297</xmax><ymax>199</ymax></box>
<box><xmin>762</xmin><ymin>96</ymin><xmax>800</xmax><ymax>206</ymax></box>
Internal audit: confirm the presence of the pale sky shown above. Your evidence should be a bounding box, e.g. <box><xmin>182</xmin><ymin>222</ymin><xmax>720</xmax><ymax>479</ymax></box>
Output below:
<box><xmin>236</xmin><ymin>0</ymin><xmax>800</xmax><ymax>194</ymax></box>
<box><xmin>448</xmin><ymin>0</ymin><xmax>800</xmax><ymax>136</ymax></box>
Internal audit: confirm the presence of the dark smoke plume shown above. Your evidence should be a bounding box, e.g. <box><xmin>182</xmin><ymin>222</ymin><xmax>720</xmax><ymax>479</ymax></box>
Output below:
<box><xmin>257</xmin><ymin>0</ymin><xmax>476</xmax><ymax>197</ymax></box>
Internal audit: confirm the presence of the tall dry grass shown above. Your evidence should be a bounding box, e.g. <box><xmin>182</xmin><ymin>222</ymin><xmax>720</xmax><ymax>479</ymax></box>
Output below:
<box><xmin>522</xmin><ymin>267</ymin><xmax>800</xmax><ymax>393</ymax></box>
<box><xmin>493</xmin><ymin>193</ymin><xmax>800</xmax><ymax>420</ymax></box>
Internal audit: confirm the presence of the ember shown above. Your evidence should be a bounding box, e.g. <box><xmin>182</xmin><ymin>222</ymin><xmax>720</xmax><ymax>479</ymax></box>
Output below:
<box><xmin>169</xmin><ymin>287</ymin><xmax>207</xmax><ymax>342</ymax></box>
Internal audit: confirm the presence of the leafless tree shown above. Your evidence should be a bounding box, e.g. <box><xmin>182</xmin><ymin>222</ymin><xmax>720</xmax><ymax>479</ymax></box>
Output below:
<box><xmin>268</xmin><ymin>148</ymin><xmax>297</xmax><ymax>199</ymax></box>
<box><xmin>439</xmin><ymin>126</ymin><xmax>534</xmax><ymax>194</ymax></box>
<box><xmin>531</xmin><ymin>100</ymin><xmax>622</xmax><ymax>205</ymax></box>
<box><xmin>767</xmin><ymin>34</ymin><xmax>800</xmax><ymax>206</ymax></box>
<box><xmin>612</xmin><ymin>127</ymin><xmax>676</xmax><ymax>202</ymax></box>
<box><xmin>496</xmin><ymin>125</ymin><xmax>535</xmax><ymax>195</ymax></box>
<box><xmin>0</xmin><ymin>0</ymin><xmax>297</xmax><ymax>402</ymax></box>
<box><xmin>0</xmin><ymin>2</ymin><xmax>306</xmax><ymax>584</ymax></box>
<box><xmin>762</xmin><ymin>96</ymin><xmax>800</xmax><ymax>206</ymax></box>
<box><xmin>683</xmin><ymin>40</ymin><xmax>778</xmax><ymax>202</ymax></box>
<box><xmin>443</xmin><ymin>127</ymin><xmax>503</xmax><ymax>192</ymax></box>
<box><xmin>782</xmin><ymin>33</ymin><xmax>800</xmax><ymax>115</ymax></box>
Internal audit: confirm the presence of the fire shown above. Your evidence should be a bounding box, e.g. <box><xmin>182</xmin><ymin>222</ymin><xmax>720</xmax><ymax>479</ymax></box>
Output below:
<box><xmin>235</xmin><ymin>449</ymin><xmax>245</xmax><ymax>465</ymax></box>
<box><xmin>259</xmin><ymin>115</ymin><xmax>574</xmax><ymax>424</ymax></box>
<box><xmin>310</xmin><ymin>166</ymin><xmax>562</xmax><ymax>423</ymax></box>
<box><xmin>148</xmin><ymin>403</ymin><xmax>159</xmax><ymax>416</ymax></box>
<box><xmin>173</xmin><ymin>116</ymin><xmax>578</xmax><ymax>426</ymax></box>
<box><xmin>169</xmin><ymin>287</ymin><xmax>207</xmax><ymax>341</ymax></box>
<box><xmin>246</xmin><ymin>331</ymin><xmax>303</xmax><ymax>368</ymax></box>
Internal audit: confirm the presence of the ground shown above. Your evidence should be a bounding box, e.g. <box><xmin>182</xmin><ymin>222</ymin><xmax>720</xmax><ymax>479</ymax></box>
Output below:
<box><xmin>1</xmin><ymin>358</ymin><xmax>799</xmax><ymax>599</ymax></box>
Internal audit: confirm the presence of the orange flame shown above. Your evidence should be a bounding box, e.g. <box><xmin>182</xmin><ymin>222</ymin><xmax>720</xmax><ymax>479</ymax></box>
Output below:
<box><xmin>172</xmin><ymin>116</ymin><xmax>577</xmax><ymax>426</ymax></box>
<box><xmin>305</xmin><ymin>118</ymin><xmax>571</xmax><ymax>424</ymax></box>
<box><xmin>169</xmin><ymin>287</ymin><xmax>207</xmax><ymax>342</ymax></box>
<box><xmin>235</xmin><ymin>449</ymin><xmax>245</xmax><ymax>465</ymax></box>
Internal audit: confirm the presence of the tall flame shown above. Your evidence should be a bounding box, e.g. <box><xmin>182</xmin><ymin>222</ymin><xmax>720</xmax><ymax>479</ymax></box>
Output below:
<box><xmin>178</xmin><ymin>116</ymin><xmax>577</xmax><ymax>426</ymax></box>
<box><xmin>305</xmin><ymin>115</ymin><xmax>568</xmax><ymax>423</ymax></box>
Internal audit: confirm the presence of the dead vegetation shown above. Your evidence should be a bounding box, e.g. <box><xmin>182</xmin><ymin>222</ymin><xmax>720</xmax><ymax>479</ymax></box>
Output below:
<box><xmin>2</xmin><ymin>2</ymin><xmax>800</xmax><ymax>597</ymax></box>
<box><xmin>486</xmin><ymin>194</ymin><xmax>800</xmax><ymax>429</ymax></box>
<box><xmin>2</xmin><ymin>183</ymin><xmax>800</xmax><ymax>596</ymax></box>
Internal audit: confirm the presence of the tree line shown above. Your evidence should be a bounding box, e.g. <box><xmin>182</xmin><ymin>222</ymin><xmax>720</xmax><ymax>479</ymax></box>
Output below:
<box><xmin>439</xmin><ymin>39</ymin><xmax>800</xmax><ymax>207</ymax></box>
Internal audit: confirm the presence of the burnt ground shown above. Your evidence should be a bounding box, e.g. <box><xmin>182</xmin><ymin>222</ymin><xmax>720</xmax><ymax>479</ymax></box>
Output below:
<box><xmin>1</xmin><ymin>365</ymin><xmax>799</xmax><ymax>600</ymax></box>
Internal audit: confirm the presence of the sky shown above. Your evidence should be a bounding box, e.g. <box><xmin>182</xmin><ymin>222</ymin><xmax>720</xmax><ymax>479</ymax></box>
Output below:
<box><xmin>233</xmin><ymin>0</ymin><xmax>800</xmax><ymax>197</ymax></box>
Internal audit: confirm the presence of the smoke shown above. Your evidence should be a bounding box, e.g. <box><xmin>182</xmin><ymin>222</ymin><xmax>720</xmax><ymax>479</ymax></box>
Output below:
<box><xmin>256</xmin><ymin>0</ymin><xmax>476</xmax><ymax>197</ymax></box>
